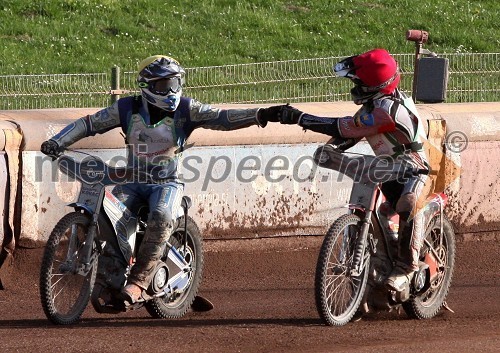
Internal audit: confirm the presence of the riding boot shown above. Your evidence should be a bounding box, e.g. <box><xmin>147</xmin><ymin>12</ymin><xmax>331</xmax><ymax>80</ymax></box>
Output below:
<box><xmin>125</xmin><ymin>218</ymin><xmax>173</xmax><ymax>293</ymax></box>
<box><xmin>385</xmin><ymin>219</ymin><xmax>416</xmax><ymax>292</ymax></box>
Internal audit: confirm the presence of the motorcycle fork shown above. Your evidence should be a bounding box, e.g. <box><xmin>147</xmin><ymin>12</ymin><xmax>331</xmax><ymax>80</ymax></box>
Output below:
<box><xmin>350</xmin><ymin>210</ymin><xmax>372</xmax><ymax>277</ymax></box>
<box><xmin>348</xmin><ymin>182</ymin><xmax>379</xmax><ymax>277</ymax></box>
<box><xmin>61</xmin><ymin>215</ymin><xmax>99</xmax><ymax>276</ymax></box>
<box><xmin>60</xmin><ymin>223</ymin><xmax>81</xmax><ymax>274</ymax></box>
<box><xmin>74</xmin><ymin>185</ymin><xmax>106</xmax><ymax>276</ymax></box>
<box><xmin>81</xmin><ymin>216</ymin><xmax>97</xmax><ymax>260</ymax></box>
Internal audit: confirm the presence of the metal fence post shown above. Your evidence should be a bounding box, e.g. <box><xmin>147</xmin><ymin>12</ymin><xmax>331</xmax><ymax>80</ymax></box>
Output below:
<box><xmin>406</xmin><ymin>30</ymin><xmax>429</xmax><ymax>102</ymax></box>
<box><xmin>110</xmin><ymin>66</ymin><xmax>120</xmax><ymax>104</ymax></box>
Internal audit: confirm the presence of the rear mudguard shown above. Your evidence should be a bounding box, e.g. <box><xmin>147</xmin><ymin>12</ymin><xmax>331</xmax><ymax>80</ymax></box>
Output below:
<box><xmin>421</xmin><ymin>192</ymin><xmax>448</xmax><ymax>230</ymax></box>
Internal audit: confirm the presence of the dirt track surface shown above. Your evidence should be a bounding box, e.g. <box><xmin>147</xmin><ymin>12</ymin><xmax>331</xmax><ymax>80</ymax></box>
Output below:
<box><xmin>1</xmin><ymin>237</ymin><xmax>499</xmax><ymax>353</ymax></box>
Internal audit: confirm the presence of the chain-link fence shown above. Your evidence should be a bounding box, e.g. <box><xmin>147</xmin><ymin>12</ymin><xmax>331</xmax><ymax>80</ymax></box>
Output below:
<box><xmin>0</xmin><ymin>53</ymin><xmax>498</xmax><ymax>110</ymax></box>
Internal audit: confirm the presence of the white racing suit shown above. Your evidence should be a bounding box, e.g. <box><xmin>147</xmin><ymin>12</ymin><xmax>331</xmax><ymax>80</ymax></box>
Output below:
<box><xmin>50</xmin><ymin>95</ymin><xmax>262</xmax><ymax>291</ymax></box>
<box><xmin>301</xmin><ymin>89</ymin><xmax>430</xmax><ymax>273</ymax></box>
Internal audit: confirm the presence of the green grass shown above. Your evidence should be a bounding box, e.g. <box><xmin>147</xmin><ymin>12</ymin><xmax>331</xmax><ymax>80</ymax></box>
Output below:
<box><xmin>0</xmin><ymin>0</ymin><xmax>498</xmax><ymax>74</ymax></box>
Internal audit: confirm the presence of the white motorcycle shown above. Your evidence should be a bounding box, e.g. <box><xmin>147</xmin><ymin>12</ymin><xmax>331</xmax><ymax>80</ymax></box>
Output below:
<box><xmin>39</xmin><ymin>150</ymin><xmax>211</xmax><ymax>325</ymax></box>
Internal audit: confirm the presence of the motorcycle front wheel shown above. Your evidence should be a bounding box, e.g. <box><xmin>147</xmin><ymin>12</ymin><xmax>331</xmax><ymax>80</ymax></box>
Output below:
<box><xmin>145</xmin><ymin>215</ymin><xmax>204</xmax><ymax>319</ymax></box>
<box><xmin>315</xmin><ymin>214</ymin><xmax>370</xmax><ymax>326</ymax></box>
<box><xmin>39</xmin><ymin>212</ymin><xmax>98</xmax><ymax>325</ymax></box>
<box><xmin>403</xmin><ymin>215</ymin><xmax>455</xmax><ymax>319</ymax></box>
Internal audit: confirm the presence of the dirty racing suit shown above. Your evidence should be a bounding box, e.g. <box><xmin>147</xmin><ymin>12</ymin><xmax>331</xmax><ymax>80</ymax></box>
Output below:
<box><xmin>49</xmin><ymin>95</ymin><xmax>264</xmax><ymax>291</ymax></box>
<box><xmin>295</xmin><ymin>90</ymin><xmax>431</xmax><ymax>273</ymax></box>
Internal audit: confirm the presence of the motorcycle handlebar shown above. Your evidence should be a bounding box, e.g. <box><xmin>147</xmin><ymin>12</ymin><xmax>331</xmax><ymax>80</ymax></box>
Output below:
<box><xmin>414</xmin><ymin>168</ymin><xmax>429</xmax><ymax>175</ymax></box>
<box><xmin>56</xmin><ymin>150</ymin><xmax>158</xmax><ymax>185</ymax></box>
<box><xmin>324</xmin><ymin>146</ymin><xmax>436</xmax><ymax>179</ymax></box>
<box><xmin>408</xmin><ymin>168</ymin><xmax>438</xmax><ymax>177</ymax></box>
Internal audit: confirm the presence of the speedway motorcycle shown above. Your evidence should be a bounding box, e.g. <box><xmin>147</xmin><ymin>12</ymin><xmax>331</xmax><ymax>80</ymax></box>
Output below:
<box><xmin>39</xmin><ymin>150</ymin><xmax>210</xmax><ymax>325</ymax></box>
<box><xmin>313</xmin><ymin>143</ymin><xmax>455</xmax><ymax>326</ymax></box>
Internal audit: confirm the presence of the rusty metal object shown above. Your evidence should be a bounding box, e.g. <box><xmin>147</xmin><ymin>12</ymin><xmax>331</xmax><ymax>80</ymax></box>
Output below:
<box><xmin>406</xmin><ymin>29</ymin><xmax>429</xmax><ymax>43</ymax></box>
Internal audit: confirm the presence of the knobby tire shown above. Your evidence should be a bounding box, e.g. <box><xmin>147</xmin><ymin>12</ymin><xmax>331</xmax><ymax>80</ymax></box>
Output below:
<box><xmin>403</xmin><ymin>215</ymin><xmax>455</xmax><ymax>319</ymax></box>
<box><xmin>315</xmin><ymin>214</ymin><xmax>370</xmax><ymax>326</ymax></box>
<box><xmin>39</xmin><ymin>212</ymin><xmax>97</xmax><ymax>325</ymax></box>
<box><xmin>145</xmin><ymin>216</ymin><xmax>204</xmax><ymax>319</ymax></box>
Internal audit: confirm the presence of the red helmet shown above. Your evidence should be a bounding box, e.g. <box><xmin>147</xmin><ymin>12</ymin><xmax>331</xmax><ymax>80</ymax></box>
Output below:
<box><xmin>334</xmin><ymin>49</ymin><xmax>400</xmax><ymax>104</ymax></box>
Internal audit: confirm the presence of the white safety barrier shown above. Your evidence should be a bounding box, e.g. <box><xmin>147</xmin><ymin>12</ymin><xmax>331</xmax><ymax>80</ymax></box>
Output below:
<box><xmin>0</xmin><ymin>102</ymin><xmax>499</xmax><ymax>247</ymax></box>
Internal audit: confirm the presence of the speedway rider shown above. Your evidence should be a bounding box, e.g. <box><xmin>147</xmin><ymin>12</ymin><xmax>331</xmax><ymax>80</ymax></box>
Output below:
<box><xmin>41</xmin><ymin>55</ymin><xmax>281</xmax><ymax>306</ymax></box>
<box><xmin>267</xmin><ymin>49</ymin><xmax>431</xmax><ymax>295</ymax></box>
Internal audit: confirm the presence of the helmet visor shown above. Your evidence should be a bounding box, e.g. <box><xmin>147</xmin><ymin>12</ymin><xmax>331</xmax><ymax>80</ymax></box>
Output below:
<box><xmin>333</xmin><ymin>56</ymin><xmax>357</xmax><ymax>79</ymax></box>
<box><xmin>139</xmin><ymin>77</ymin><xmax>182</xmax><ymax>95</ymax></box>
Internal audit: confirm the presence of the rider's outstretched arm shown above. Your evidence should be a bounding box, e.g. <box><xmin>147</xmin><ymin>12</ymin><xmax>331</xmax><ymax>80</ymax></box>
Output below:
<box><xmin>48</xmin><ymin>104</ymin><xmax>121</xmax><ymax>149</ymax></box>
<box><xmin>184</xmin><ymin>98</ymin><xmax>283</xmax><ymax>132</ymax></box>
<box><xmin>279</xmin><ymin>105</ymin><xmax>396</xmax><ymax>139</ymax></box>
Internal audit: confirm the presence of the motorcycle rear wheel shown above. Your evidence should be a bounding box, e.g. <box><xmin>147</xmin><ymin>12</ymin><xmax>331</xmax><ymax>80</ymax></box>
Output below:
<box><xmin>403</xmin><ymin>215</ymin><xmax>455</xmax><ymax>319</ymax></box>
<box><xmin>39</xmin><ymin>212</ymin><xmax>98</xmax><ymax>325</ymax></box>
<box><xmin>145</xmin><ymin>216</ymin><xmax>204</xmax><ymax>318</ymax></box>
<box><xmin>315</xmin><ymin>214</ymin><xmax>370</xmax><ymax>326</ymax></box>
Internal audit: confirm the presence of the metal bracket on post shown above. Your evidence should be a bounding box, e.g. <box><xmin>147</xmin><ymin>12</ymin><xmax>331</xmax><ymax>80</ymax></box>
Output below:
<box><xmin>406</xmin><ymin>29</ymin><xmax>429</xmax><ymax>102</ymax></box>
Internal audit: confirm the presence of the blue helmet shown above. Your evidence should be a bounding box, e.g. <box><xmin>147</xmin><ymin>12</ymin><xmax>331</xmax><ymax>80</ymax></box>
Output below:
<box><xmin>137</xmin><ymin>55</ymin><xmax>185</xmax><ymax>111</ymax></box>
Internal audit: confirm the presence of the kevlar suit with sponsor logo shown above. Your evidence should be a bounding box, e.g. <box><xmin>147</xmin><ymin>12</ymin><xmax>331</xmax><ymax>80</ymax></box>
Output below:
<box><xmin>49</xmin><ymin>95</ymin><xmax>263</xmax><ymax>290</ymax></box>
<box><xmin>300</xmin><ymin>89</ymin><xmax>431</xmax><ymax>274</ymax></box>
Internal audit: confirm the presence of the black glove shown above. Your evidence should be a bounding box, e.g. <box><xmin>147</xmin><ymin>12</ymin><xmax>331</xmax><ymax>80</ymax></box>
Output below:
<box><xmin>279</xmin><ymin>104</ymin><xmax>304</xmax><ymax>124</ymax></box>
<box><xmin>40</xmin><ymin>140</ymin><xmax>62</xmax><ymax>160</ymax></box>
<box><xmin>257</xmin><ymin>105</ymin><xmax>286</xmax><ymax>127</ymax></box>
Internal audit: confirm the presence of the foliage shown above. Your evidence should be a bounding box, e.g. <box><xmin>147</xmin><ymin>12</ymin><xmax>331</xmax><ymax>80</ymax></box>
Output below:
<box><xmin>0</xmin><ymin>0</ymin><xmax>498</xmax><ymax>74</ymax></box>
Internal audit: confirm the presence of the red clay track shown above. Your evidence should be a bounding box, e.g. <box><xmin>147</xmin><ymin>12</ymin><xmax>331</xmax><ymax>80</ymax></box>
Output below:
<box><xmin>0</xmin><ymin>237</ymin><xmax>499</xmax><ymax>353</ymax></box>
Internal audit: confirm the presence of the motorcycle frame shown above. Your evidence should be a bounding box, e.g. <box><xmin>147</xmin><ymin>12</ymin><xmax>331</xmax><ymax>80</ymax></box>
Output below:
<box><xmin>57</xmin><ymin>154</ymin><xmax>191</xmax><ymax>291</ymax></box>
<box><xmin>344</xmin><ymin>173</ymin><xmax>448</xmax><ymax>277</ymax></box>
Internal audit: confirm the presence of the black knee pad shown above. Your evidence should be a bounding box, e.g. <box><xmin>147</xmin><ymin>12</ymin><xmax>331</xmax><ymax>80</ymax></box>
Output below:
<box><xmin>148</xmin><ymin>209</ymin><xmax>173</xmax><ymax>229</ymax></box>
<box><xmin>396</xmin><ymin>192</ymin><xmax>417</xmax><ymax>222</ymax></box>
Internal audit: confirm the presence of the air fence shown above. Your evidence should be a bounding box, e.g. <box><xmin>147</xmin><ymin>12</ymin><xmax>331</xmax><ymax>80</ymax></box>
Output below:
<box><xmin>0</xmin><ymin>53</ymin><xmax>498</xmax><ymax>110</ymax></box>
